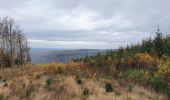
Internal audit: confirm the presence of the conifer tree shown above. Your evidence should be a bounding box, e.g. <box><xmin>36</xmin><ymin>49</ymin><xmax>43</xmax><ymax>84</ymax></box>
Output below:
<box><xmin>154</xmin><ymin>26</ymin><xmax>163</xmax><ymax>58</ymax></box>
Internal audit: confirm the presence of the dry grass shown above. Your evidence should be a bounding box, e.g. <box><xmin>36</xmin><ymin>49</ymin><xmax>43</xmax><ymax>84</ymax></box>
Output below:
<box><xmin>0</xmin><ymin>64</ymin><xmax>168</xmax><ymax>100</ymax></box>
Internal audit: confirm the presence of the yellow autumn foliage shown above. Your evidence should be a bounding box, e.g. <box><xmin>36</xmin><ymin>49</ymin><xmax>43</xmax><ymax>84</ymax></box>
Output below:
<box><xmin>134</xmin><ymin>53</ymin><xmax>154</xmax><ymax>64</ymax></box>
<box><xmin>155</xmin><ymin>58</ymin><xmax>170</xmax><ymax>77</ymax></box>
<box><xmin>141</xmin><ymin>70</ymin><xmax>150</xmax><ymax>80</ymax></box>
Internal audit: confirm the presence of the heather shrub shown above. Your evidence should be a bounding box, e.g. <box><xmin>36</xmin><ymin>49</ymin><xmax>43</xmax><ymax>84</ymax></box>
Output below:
<box><xmin>46</xmin><ymin>78</ymin><xmax>53</xmax><ymax>88</ymax></box>
<box><xmin>105</xmin><ymin>83</ymin><xmax>113</xmax><ymax>92</ymax></box>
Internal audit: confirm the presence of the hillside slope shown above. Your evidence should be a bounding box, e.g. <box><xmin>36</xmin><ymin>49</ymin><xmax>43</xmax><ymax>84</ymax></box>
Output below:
<box><xmin>0</xmin><ymin>63</ymin><xmax>167</xmax><ymax>100</ymax></box>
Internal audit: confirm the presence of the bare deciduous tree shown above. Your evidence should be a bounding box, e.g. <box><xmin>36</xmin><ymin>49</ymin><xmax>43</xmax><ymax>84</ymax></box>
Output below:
<box><xmin>0</xmin><ymin>17</ymin><xmax>30</xmax><ymax>67</ymax></box>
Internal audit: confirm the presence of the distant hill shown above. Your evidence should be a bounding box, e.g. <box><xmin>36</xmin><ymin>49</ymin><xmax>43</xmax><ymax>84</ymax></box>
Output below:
<box><xmin>30</xmin><ymin>48</ymin><xmax>106</xmax><ymax>64</ymax></box>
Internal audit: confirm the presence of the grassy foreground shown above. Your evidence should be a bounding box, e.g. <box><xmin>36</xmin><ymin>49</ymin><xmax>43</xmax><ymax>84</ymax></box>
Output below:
<box><xmin>0</xmin><ymin>62</ymin><xmax>168</xmax><ymax>100</ymax></box>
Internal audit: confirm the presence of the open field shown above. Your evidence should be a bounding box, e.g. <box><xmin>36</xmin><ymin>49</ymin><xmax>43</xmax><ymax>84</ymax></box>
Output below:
<box><xmin>0</xmin><ymin>63</ymin><xmax>168</xmax><ymax>100</ymax></box>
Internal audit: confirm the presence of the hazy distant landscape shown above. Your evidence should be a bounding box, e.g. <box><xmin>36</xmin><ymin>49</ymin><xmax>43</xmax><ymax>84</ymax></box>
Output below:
<box><xmin>30</xmin><ymin>48</ymin><xmax>106</xmax><ymax>63</ymax></box>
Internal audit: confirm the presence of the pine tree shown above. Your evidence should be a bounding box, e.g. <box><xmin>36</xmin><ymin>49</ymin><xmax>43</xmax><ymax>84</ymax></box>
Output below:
<box><xmin>154</xmin><ymin>26</ymin><xmax>163</xmax><ymax>58</ymax></box>
<box><xmin>145</xmin><ymin>37</ymin><xmax>153</xmax><ymax>54</ymax></box>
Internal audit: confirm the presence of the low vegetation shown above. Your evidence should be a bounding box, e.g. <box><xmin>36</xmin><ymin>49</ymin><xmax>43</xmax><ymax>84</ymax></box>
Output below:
<box><xmin>0</xmin><ymin>63</ymin><xmax>167</xmax><ymax>100</ymax></box>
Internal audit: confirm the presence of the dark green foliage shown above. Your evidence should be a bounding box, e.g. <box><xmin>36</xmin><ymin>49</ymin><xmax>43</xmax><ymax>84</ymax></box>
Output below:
<box><xmin>45</xmin><ymin>78</ymin><xmax>54</xmax><ymax>91</ymax></box>
<box><xmin>166</xmin><ymin>86</ymin><xmax>170</xmax><ymax>99</ymax></box>
<box><xmin>105</xmin><ymin>83</ymin><xmax>113</xmax><ymax>92</ymax></box>
<box><xmin>46</xmin><ymin>78</ymin><xmax>53</xmax><ymax>87</ymax></box>
<box><xmin>162</xmin><ymin>36</ymin><xmax>170</xmax><ymax>58</ymax></box>
<box><xmin>154</xmin><ymin>28</ymin><xmax>163</xmax><ymax>58</ymax></box>
<box><xmin>118</xmin><ymin>47</ymin><xmax>124</xmax><ymax>58</ymax></box>
<box><xmin>144</xmin><ymin>37</ymin><xmax>153</xmax><ymax>54</ymax></box>
<box><xmin>128</xmin><ymin>84</ymin><xmax>132</xmax><ymax>93</ymax></box>
<box><xmin>150</xmin><ymin>75</ymin><xmax>169</xmax><ymax>92</ymax></box>
<box><xmin>128</xmin><ymin>70</ymin><xmax>145</xmax><ymax>85</ymax></box>
<box><xmin>150</xmin><ymin>76</ymin><xmax>163</xmax><ymax>91</ymax></box>
<box><xmin>0</xmin><ymin>94</ymin><xmax>6</xmax><ymax>100</ymax></box>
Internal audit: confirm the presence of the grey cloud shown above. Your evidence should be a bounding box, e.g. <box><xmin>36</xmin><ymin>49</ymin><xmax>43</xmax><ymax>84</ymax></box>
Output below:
<box><xmin>0</xmin><ymin>0</ymin><xmax>170</xmax><ymax>49</ymax></box>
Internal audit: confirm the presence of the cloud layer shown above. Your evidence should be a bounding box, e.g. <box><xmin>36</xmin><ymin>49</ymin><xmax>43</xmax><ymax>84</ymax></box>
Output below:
<box><xmin>0</xmin><ymin>0</ymin><xmax>170</xmax><ymax>49</ymax></box>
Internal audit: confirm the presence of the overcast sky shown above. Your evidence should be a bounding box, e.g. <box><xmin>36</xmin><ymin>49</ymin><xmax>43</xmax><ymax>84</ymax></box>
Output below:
<box><xmin>0</xmin><ymin>0</ymin><xmax>170</xmax><ymax>49</ymax></box>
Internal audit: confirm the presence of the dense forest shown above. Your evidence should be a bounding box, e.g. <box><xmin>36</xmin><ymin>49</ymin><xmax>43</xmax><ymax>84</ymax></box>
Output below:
<box><xmin>0</xmin><ymin>17</ymin><xmax>31</xmax><ymax>67</ymax></box>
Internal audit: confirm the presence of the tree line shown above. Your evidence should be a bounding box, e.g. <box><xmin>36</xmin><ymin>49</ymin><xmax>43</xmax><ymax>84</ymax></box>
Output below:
<box><xmin>74</xmin><ymin>27</ymin><xmax>170</xmax><ymax>69</ymax></box>
<box><xmin>0</xmin><ymin>17</ymin><xmax>31</xmax><ymax>67</ymax></box>
<box><xmin>125</xmin><ymin>27</ymin><xmax>170</xmax><ymax>58</ymax></box>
